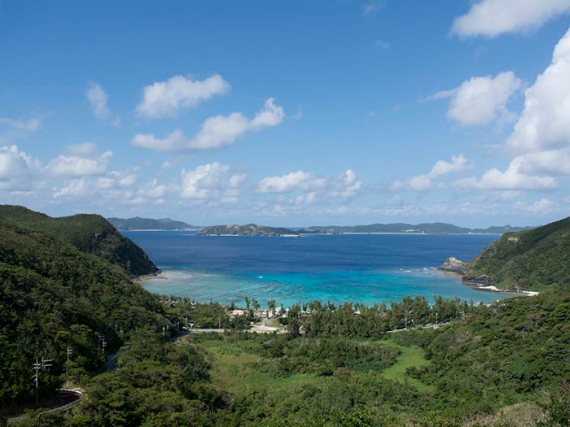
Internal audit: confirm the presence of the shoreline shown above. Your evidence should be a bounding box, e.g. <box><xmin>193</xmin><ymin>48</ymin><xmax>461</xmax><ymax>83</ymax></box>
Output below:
<box><xmin>134</xmin><ymin>271</ymin><xmax>166</xmax><ymax>283</ymax></box>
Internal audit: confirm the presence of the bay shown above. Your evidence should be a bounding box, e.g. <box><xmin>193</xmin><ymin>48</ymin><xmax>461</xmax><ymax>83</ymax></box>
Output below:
<box><xmin>124</xmin><ymin>231</ymin><xmax>511</xmax><ymax>307</ymax></box>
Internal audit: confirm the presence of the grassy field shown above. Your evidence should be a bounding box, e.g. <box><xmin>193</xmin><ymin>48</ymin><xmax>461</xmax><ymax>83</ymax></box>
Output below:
<box><xmin>196</xmin><ymin>333</ymin><xmax>431</xmax><ymax>397</ymax></box>
<box><xmin>205</xmin><ymin>343</ymin><xmax>320</xmax><ymax>394</ymax></box>
<box><xmin>380</xmin><ymin>344</ymin><xmax>430</xmax><ymax>391</ymax></box>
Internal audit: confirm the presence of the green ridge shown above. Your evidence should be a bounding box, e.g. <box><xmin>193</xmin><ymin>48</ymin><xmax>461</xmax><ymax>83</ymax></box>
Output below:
<box><xmin>464</xmin><ymin>216</ymin><xmax>570</xmax><ymax>291</ymax></box>
<box><xmin>0</xmin><ymin>205</ymin><xmax>158</xmax><ymax>277</ymax></box>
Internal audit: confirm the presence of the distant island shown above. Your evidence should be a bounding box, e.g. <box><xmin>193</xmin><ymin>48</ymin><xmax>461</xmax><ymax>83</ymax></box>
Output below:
<box><xmin>297</xmin><ymin>222</ymin><xmax>533</xmax><ymax>235</ymax></box>
<box><xmin>197</xmin><ymin>224</ymin><xmax>300</xmax><ymax>237</ymax></box>
<box><xmin>108</xmin><ymin>216</ymin><xmax>198</xmax><ymax>231</ymax></box>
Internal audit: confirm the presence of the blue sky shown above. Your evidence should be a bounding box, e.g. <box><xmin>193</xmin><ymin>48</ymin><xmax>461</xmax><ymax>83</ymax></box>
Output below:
<box><xmin>1</xmin><ymin>0</ymin><xmax>570</xmax><ymax>227</ymax></box>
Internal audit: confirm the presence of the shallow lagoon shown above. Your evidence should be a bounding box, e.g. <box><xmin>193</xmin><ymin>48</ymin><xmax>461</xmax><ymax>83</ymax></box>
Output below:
<box><xmin>124</xmin><ymin>231</ymin><xmax>511</xmax><ymax>307</ymax></box>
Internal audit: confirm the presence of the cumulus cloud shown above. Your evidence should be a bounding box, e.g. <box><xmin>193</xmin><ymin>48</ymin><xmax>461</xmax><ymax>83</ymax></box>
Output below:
<box><xmin>396</xmin><ymin>154</ymin><xmax>473</xmax><ymax>191</ymax></box>
<box><xmin>522</xmin><ymin>198</ymin><xmax>558</xmax><ymax>215</ymax></box>
<box><xmin>459</xmin><ymin>28</ymin><xmax>570</xmax><ymax>192</ymax></box>
<box><xmin>430</xmin><ymin>72</ymin><xmax>522</xmax><ymax>127</ymax></box>
<box><xmin>258</xmin><ymin>171</ymin><xmax>325</xmax><ymax>193</ymax></box>
<box><xmin>53</xmin><ymin>178</ymin><xmax>90</xmax><ymax>198</ymax></box>
<box><xmin>453</xmin><ymin>157</ymin><xmax>557</xmax><ymax>191</ymax></box>
<box><xmin>136</xmin><ymin>74</ymin><xmax>230</xmax><ymax>119</ymax></box>
<box><xmin>132</xmin><ymin>98</ymin><xmax>284</xmax><ymax>151</ymax></box>
<box><xmin>0</xmin><ymin>145</ymin><xmax>42</xmax><ymax>190</ymax></box>
<box><xmin>451</xmin><ymin>0</ymin><xmax>570</xmax><ymax>38</ymax></box>
<box><xmin>258</xmin><ymin>168</ymin><xmax>362</xmax><ymax>205</ymax></box>
<box><xmin>506</xmin><ymin>28</ymin><xmax>570</xmax><ymax>155</ymax></box>
<box><xmin>180</xmin><ymin>162</ymin><xmax>246</xmax><ymax>204</ymax></box>
<box><xmin>46</xmin><ymin>142</ymin><xmax>112</xmax><ymax>177</ymax></box>
<box><xmin>86</xmin><ymin>82</ymin><xmax>111</xmax><ymax>118</ymax></box>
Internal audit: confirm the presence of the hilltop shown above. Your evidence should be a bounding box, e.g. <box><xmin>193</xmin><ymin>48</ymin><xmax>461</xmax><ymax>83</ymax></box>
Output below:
<box><xmin>0</xmin><ymin>205</ymin><xmax>158</xmax><ymax>277</ymax></box>
<box><xmin>440</xmin><ymin>216</ymin><xmax>570</xmax><ymax>292</ymax></box>
<box><xmin>107</xmin><ymin>216</ymin><xmax>197</xmax><ymax>231</ymax></box>
<box><xmin>298</xmin><ymin>222</ymin><xmax>532</xmax><ymax>235</ymax></box>
<box><xmin>197</xmin><ymin>224</ymin><xmax>299</xmax><ymax>236</ymax></box>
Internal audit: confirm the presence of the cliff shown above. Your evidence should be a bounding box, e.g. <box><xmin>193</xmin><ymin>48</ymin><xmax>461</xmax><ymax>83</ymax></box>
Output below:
<box><xmin>442</xmin><ymin>216</ymin><xmax>570</xmax><ymax>291</ymax></box>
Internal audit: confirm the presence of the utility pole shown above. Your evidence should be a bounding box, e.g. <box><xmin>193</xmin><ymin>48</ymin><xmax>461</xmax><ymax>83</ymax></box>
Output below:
<box><xmin>66</xmin><ymin>346</ymin><xmax>73</xmax><ymax>375</ymax></box>
<box><xmin>33</xmin><ymin>357</ymin><xmax>52</xmax><ymax>406</ymax></box>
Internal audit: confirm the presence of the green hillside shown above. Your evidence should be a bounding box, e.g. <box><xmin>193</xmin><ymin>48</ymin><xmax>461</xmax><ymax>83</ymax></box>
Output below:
<box><xmin>0</xmin><ymin>206</ymin><xmax>158</xmax><ymax>277</ymax></box>
<box><xmin>464</xmin><ymin>216</ymin><xmax>570</xmax><ymax>291</ymax></box>
<box><xmin>0</xmin><ymin>222</ymin><xmax>166</xmax><ymax>408</ymax></box>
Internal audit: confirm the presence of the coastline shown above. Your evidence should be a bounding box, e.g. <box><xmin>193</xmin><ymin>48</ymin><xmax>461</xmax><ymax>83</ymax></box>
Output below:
<box><xmin>134</xmin><ymin>270</ymin><xmax>165</xmax><ymax>283</ymax></box>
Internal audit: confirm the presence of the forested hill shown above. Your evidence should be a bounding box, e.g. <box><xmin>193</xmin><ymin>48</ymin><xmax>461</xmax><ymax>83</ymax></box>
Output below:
<box><xmin>463</xmin><ymin>216</ymin><xmax>570</xmax><ymax>291</ymax></box>
<box><xmin>0</xmin><ymin>221</ymin><xmax>166</xmax><ymax>408</ymax></box>
<box><xmin>0</xmin><ymin>205</ymin><xmax>158</xmax><ymax>277</ymax></box>
<box><xmin>108</xmin><ymin>216</ymin><xmax>195</xmax><ymax>231</ymax></box>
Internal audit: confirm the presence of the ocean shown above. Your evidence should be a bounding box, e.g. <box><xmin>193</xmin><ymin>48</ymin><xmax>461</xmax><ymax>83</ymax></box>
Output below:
<box><xmin>124</xmin><ymin>231</ymin><xmax>511</xmax><ymax>307</ymax></box>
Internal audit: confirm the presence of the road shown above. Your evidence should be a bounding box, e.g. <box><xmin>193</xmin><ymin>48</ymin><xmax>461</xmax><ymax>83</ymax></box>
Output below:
<box><xmin>7</xmin><ymin>389</ymin><xmax>83</xmax><ymax>424</ymax></box>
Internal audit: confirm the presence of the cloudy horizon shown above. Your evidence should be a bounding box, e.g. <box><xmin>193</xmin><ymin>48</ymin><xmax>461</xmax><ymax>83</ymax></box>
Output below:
<box><xmin>2</xmin><ymin>1</ymin><xmax>570</xmax><ymax>228</ymax></box>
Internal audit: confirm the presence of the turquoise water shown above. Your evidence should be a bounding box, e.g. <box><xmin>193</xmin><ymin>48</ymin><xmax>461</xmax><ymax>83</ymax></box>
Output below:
<box><xmin>124</xmin><ymin>231</ymin><xmax>512</xmax><ymax>307</ymax></box>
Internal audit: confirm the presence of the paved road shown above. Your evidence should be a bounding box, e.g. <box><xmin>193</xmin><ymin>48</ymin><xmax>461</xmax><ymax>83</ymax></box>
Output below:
<box><xmin>7</xmin><ymin>389</ymin><xmax>83</xmax><ymax>423</ymax></box>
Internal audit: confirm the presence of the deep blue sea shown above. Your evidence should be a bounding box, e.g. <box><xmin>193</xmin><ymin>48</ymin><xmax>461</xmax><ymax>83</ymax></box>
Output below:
<box><xmin>124</xmin><ymin>231</ymin><xmax>511</xmax><ymax>307</ymax></box>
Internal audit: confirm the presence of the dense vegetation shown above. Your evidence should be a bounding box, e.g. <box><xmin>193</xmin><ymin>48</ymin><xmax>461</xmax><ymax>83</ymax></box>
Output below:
<box><xmin>107</xmin><ymin>217</ymin><xmax>195</xmax><ymax>231</ymax></box>
<box><xmin>197</xmin><ymin>224</ymin><xmax>299</xmax><ymax>236</ymax></box>
<box><xmin>465</xmin><ymin>216</ymin><xmax>570</xmax><ymax>291</ymax></box>
<box><xmin>0</xmin><ymin>205</ymin><xmax>158</xmax><ymax>277</ymax></box>
<box><xmin>1</xmin><ymin>207</ymin><xmax>569</xmax><ymax>426</ymax></box>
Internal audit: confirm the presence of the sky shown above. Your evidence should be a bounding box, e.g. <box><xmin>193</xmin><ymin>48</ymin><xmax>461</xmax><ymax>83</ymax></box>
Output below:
<box><xmin>1</xmin><ymin>0</ymin><xmax>570</xmax><ymax>227</ymax></box>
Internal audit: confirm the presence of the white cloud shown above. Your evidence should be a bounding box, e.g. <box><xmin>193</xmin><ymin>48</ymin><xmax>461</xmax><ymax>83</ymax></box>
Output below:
<box><xmin>452</xmin><ymin>28</ymin><xmax>570</xmax><ymax>194</ymax></box>
<box><xmin>46</xmin><ymin>142</ymin><xmax>112</xmax><ymax>177</ymax></box>
<box><xmin>53</xmin><ymin>178</ymin><xmax>90</xmax><ymax>198</ymax></box>
<box><xmin>430</xmin><ymin>72</ymin><xmax>522</xmax><ymax>127</ymax></box>
<box><xmin>0</xmin><ymin>117</ymin><xmax>42</xmax><ymax>132</ymax></box>
<box><xmin>523</xmin><ymin>198</ymin><xmax>557</xmax><ymax>215</ymax></box>
<box><xmin>258</xmin><ymin>168</ymin><xmax>362</xmax><ymax>205</ymax></box>
<box><xmin>453</xmin><ymin>157</ymin><xmax>557</xmax><ymax>191</ymax></box>
<box><xmin>506</xmin><ymin>28</ymin><xmax>570</xmax><ymax>155</ymax></box>
<box><xmin>258</xmin><ymin>171</ymin><xmax>322</xmax><ymax>193</ymax></box>
<box><xmin>293</xmin><ymin>108</ymin><xmax>303</xmax><ymax>120</ymax></box>
<box><xmin>136</xmin><ymin>74</ymin><xmax>230</xmax><ymax>119</ymax></box>
<box><xmin>451</xmin><ymin>0</ymin><xmax>570</xmax><ymax>38</ymax></box>
<box><xmin>0</xmin><ymin>145</ymin><xmax>41</xmax><ymax>190</ymax></box>
<box><xmin>399</xmin><ymin>154</ymin><xmax>474</xmax><ymax>191</ymax></box>
<box><xmin>86</xmin><ymin>82</ymin><xmax>111</xmax><ymax>118</ymax></box>
<box><xmin>132</xmin><ymin>98</ymin><xmax>284</xmax><ymax>151</ymax></box>
<box><xmin>363</xmin><ymin>1</ymin><xmax>385</xmax><ymax>16</ymax></box>
<box><xmin>180</xmin><ymin>162</ymin><xmax>246</xmax><ymax>204</ymax></box>
<box><xmin>0</xmin><ymin>116</ymin><xmax>43</xmax><ymax>143</ymax></box>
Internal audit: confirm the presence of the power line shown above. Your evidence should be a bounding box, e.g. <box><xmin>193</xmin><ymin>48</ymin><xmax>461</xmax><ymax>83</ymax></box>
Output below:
<box><xmin>33</xmin><ymin>357</ymin><xmax>52</xmax><ymax>406</ymax></box>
